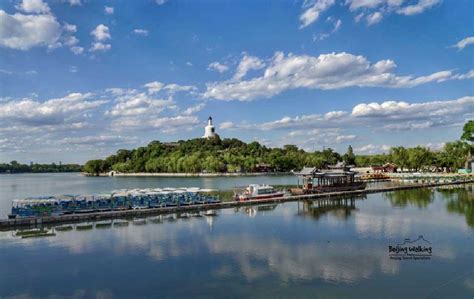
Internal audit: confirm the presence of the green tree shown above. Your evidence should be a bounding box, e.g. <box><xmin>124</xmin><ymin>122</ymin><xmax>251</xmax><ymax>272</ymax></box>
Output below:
<box><xmin>343</xmin><ymin>145</ymin><xmax>356</xmax><ymax>165</ymax></box>
<box><xmin>438</xmin><ymin>141</ymin><xmax>471</xmax><ymax>171</ymax></box>
<box><xmin>389</xmin><ymin>146</ymin><xmax>409</xmax><ymax>171</ymax></box>
<box><xmin>461</xmin><ymin>120</ymin><xmax>474</xmax><ymax>142</ymax></box>
<box><xmin>83</xmin><ymin>160</ymin><xmax>105</xmax><ymax>175</ymax></box>
<box><xmin>406</xmin><ymin>146</ymin><xmax>432</xmax><ymax>172</ymax></box>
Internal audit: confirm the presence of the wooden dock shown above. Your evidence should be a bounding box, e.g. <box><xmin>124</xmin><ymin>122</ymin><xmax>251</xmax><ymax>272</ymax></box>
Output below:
<box><xmin>1</xmin><ymin>180</ymin><xmax>472</xmax><ymax>229</ymax></box>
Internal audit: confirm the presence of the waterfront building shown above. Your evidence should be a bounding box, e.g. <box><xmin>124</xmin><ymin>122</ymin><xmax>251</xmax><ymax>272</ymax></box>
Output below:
<box><xmin>371</xmin><ymin>163</ymin><xmax>398</xmax><ymax>173</ymax></box>
<box><xmin>292</xmin><ymin>162</ymin><xmax>366</xmax><ymax>194</ymax></box>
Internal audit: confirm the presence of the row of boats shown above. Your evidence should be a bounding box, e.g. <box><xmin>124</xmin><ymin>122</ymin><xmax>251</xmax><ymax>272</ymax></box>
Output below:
<box><xmin>9</xmin><ymin>181</ymin><xmax>363</xmax><ymax>219</ymax></box>
<box><xmin>9</xmin><ymin>187</ymin><xmax>221</xmax><ymax>219</ymax></box>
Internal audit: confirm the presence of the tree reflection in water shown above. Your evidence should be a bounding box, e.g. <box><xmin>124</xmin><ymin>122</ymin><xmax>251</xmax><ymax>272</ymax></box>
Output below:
<box><xmin>437</xmin><ymin>185</ymin><xmax>474</xmax><ymax>227</ymax></box>
<box><xmin>296</xmin><ymin>195</ymin><xmax>365</xmax><ymax>220</ymax></box>
<box><xmin>384</xmin><ymin>188</ymin><xmax>434</xmax><ymax>208</ymax></box>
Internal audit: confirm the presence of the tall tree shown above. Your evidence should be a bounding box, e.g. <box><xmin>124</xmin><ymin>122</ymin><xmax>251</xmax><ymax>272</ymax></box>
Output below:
<box><xmin>461</xmin><ymin>120</ymin><xmax>474</xmax><ymax>142</ymax></box>
<box><xmin>343</xmin><ymin>145</ymin><xmax>356</xmax><ymax>165</ymax></box>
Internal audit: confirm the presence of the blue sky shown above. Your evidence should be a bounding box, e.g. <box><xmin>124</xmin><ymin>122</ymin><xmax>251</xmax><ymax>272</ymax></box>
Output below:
<box><xmin>0</xmin><ymin>0</ymin><xmax>473</xmax><ymax>163</ymax></box>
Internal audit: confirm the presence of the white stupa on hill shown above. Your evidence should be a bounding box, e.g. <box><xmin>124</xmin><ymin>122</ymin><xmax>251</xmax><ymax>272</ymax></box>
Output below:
<box><xmin>203</xmin><ymin>116</ymin><xmax>216</xmax><ymax>139</ymax></box>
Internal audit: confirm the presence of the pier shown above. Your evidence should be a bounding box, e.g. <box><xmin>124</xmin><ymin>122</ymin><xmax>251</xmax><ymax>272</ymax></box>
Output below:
<box><xmin>1</xmin><ymin>179</ymin><xmax>472</xmax><ymax>229</ymax></box>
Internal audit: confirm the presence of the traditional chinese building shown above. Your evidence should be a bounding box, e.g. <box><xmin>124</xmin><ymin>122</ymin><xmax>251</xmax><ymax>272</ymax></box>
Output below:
<box><xmin>291</xmin><ymin>162</ymin><xmax>366</xmax><ymax>194</ymax></box>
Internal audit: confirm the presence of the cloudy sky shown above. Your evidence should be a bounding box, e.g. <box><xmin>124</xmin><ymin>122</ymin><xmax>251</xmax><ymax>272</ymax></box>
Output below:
<box><xmin>0</xmin><ymin>0</ymin><xmax>473</xmax><ymax>163</ymax></box>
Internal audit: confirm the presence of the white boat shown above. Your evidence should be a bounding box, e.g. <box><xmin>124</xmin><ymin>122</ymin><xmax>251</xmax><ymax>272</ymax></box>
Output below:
<box><xmin>236</xmin><ymin>184</ymin><xmax>284</xmax><ymax>201</ymax></box>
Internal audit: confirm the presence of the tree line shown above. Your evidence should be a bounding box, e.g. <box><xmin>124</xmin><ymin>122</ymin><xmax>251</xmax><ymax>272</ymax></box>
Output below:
<box><xmin>84</xmin><ymin>121</ymin><xmax>473</xmax><ymax>175</ymax></box>
<box><xmin>0</xmin><ymin>161</ymin><xmax>82</xmax><ymax>173</ymax></box>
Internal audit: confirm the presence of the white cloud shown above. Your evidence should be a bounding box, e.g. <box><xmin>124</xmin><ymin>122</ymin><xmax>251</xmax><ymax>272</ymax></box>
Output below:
<box><xmin>452</xmin><ymin>36</ymin><xmax>474</xmax><ymax>51</ymax></box>
<box><xmin>219</xmin><ymin>121</ymin><xmax>235</xmax><ymax>130</ymax></box>
<box><xmin>133</xmin><ymin>29</ymin><xmax>149</xmax><ymax>36</ymax></box>
<box><xmin>299</xmin><ymin>0</ymin><xmax>335</xmax><ymax>29</ymax></box>
<box><xmin>335</xmin><ymin>134</ymin><xmax>357</xmax><ymax>142</ymax></box>
<box><xmin>0</xmin><ymin>93</ymin><xmax>107</xmax><ymax>126</ymax></box>
<box><xmin>16</xmin><ymin>0</ymin><xmax>50</xmax><ymax>14</ymax></box>
<box><xmin>104</xmin><ymin>6</ymin><xmax>114</xmax><ymax>15</ymax></box>
<box><xmin>203</xmin><ymin>52</ymin><xmax>469</xmax><ymax>101</ymax></box>
<box><xmin>155</xmin><ymin>0</ymin><xmax>167</xmax><ymax>5</ymax></box>
<box><xmin>163</xmin><ymin>83</ymin><xmax>197</xmax><ymax>94</ymax></box>
<box><xmin>346</xmin><ymin>0</ymin><xmax>385</xmax><ymax>10</ymax></box>
<box><xmin>354</xmin><ymin>13</ymin><xmax>364</xmax><ymax>22</ymax></box>
<box><xmin>91</xmin><ymin>24</ymin><xmax>111</xmax><ymax>41</ymax></box>
<box><xmin>366</xmin><ymin>11</ymin><xmax>383</xmax><ymax>25</ymax></box>
<box><xmin>110</xmin><ymin>115</ymin><xmax>199</xmax><ymax>134</ymax></box>
<box><xmin>182</xmin><ymin>103</ymin><xmax>206</xmax><ymax>115</ymax></box>
<box><xmin>63</xmin><ymin>35</ymin><xmax>79</xmax><ymax>46</ymax></box>
<box><xmin>226</xmin><ymin>97</ymin><xmax>473</xmax><ymax>136</ymax></box>
<box><xmin>89</xmin><ymin>25</ymin><xmax>111</xmax><ymax>52</ymax></box>
<box><xmin>454</xmin><ymin>70</ymin><xmax>474</xmax><ymax>80</ymax></box>
<box><xmin>354</xmin><ymin>144</ymin><xmax>391</xmax><ymax>154</ymax></box>
<box><xmin>144</xmin><ymin>81</ymin><xmax>164</xmax><ymax>94</ymax></box>
<box><xmin>67</xmin><ymin>0</ymin><xmax>82</xmax><ymax>6</ymax></box>
<box><xmin>397</xmin><ymin>0</ymin><xmax>441</xmax><ymax>16</ymax></box>
<box><xmin>233</xmin><ymin>54</ymin><xmax>266</xmax><ymax>80</ymax></box>
<box><xmin>105</xmin><ymin>93</ymin><xmax>174</xmax><ymax>117</ymax></box>
<box><xmin>144</xmin><ymin>81</ymin><xmax>197</xmax><ymax>95</ymax></box>
<box><xmin>89</xmin><ymin>42</ymin><xmax>111</xmax><ymax>52</ymax></box>
<box><xmin>70</xmin><ymin>46</ymin><xmax>84</xmax><ymax>55</ymax></box>
<box><xmin>0</xmin><ymin>10</ymin><xmax>61</xmax><ymax>50</ymax></box>
<box><xmin>351</xmin><ymin>97</ymin><xmax>473</xmax><ymax>119</ymax></box>
<box><xmin>345</xmin><ymin>0</ymin><xmax>441</xmax><ymax>25</ymax></box>
<box><xmin>63</xmin><ymin>23</ymin><xmax>77</xmax><ymax>33</ymax></box>
<box><xmin>208</xmin><ymin>62</ymin><xmax>229</xmax><ymax>73</ymax></box>
<box><xmin>104</xmin><ymin>85</ymin><xmax>200</xmax><ymax>133</ymax></box>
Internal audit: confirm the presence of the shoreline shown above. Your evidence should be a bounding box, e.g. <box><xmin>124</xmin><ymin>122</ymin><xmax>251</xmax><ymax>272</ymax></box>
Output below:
<box><xmin>82</xmin><ymin>172</ymin><xmax>293</xmax><ymax>177</ymax></box>
<box><xmin>2</xmin><ymin>179</ymin><xmax>472</xmax><ymax>229</ymax></box>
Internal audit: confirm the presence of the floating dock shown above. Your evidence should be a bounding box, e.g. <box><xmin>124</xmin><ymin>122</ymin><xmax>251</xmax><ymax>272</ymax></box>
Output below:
<box><xmin>1</xmin><ymin>180</ymin><xmax>472</xmax><ymax>229</ymax></box>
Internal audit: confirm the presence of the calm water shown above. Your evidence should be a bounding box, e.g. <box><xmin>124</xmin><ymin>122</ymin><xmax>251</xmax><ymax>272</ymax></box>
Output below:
<box><xmin>0</xmin><ymin>173</ymin><xmax>299</xmax><ymax>218</ymax></box>
<box><xmin>0</xmin><ymin>173</ymin><xmax>396</xmax><ymax>218</ymax></box>
<box><xmin>0</xmin><ymin>175</ymin><xmax>473</xmax><ymax>298</ymax></box>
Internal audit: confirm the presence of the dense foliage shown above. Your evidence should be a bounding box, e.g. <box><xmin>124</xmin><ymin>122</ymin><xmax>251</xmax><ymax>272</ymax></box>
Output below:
<box><xmin>84</xmin><ymin>127</ymin><xmax>473</xmax><ymax>175</ymax></box>
<box><xmin>355</xmin><ymin>141</ymin><xmax>471</xmax><ymax>171</ymax></box>
<box><xmin>84</xmin><ymin>137</ymin><xmax>343</xmax><ymax>175</ymax></box>
<box><xmin>0</xmin><ymin>161</ymin><xmax>82</xmax><ymax>173</ymax></box>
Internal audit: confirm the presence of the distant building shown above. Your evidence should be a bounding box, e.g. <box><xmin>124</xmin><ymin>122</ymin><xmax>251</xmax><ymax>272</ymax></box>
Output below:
<box><xmin>254</xmin><ymin>163</ymin><xmax>274</xmax><ymax>173</ymax></box>
<box><xmin>203</xmin><ymin>116</ymin><xmax>217</xmax><ymax>138</ymax></box>
<box><xmin>371</xmin><ymin>163</ymin><xmax>398</xmax><ymax>173</ymax></box>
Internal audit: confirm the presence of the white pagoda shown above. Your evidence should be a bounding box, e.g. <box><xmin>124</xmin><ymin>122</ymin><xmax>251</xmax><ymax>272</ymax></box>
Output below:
<box><xmin>203</xmin><ymin>116</ymin><xmax>216</xmax><ymax>138</ymax></box>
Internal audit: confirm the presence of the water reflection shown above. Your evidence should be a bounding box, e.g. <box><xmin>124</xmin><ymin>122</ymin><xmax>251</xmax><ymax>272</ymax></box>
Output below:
<box><xmin>437</xmin><ymin>185</ymin><xmax>474</xmax><ymax>227</ymax></box>
<box><xmin>384</xmin><ymin>188</ymin><xmax>434</xmax><ymax>208</ymax></box>
<box><xmin>383</xmin><ymin>185</ymin><xmax>474</xmax><ymax>227</ymax></box>
<box><xmin>0</xmin><ymin>188</ymin><xmax>473</xmax><ymax>298</ymax></box>
<box><xmin>296</xmin><ymin>196</ymin><xmax>364</xmax><ymax>220</ymax></box>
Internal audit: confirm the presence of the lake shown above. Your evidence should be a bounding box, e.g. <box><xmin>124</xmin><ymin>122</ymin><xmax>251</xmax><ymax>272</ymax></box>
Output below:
<box><xmin>0</xmin><ymin>174</ymin><xmax>473</xmax><ymax>298</ymax></box>
<box><xmin>0</xmin><ymin>173</ymin><xmax>300</xmax><ymax>218</ymax></box>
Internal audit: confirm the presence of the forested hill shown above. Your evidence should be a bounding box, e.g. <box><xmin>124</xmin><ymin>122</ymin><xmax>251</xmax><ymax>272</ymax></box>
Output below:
<box><xmin>83</xmin><ymin>136</ymin><xmax>346</xmax><ymax>175</ymax></box>
<box><xmin>83</xmin><ymin>124</ymin><xmax>473</xmax><ymax>176</ymax></box>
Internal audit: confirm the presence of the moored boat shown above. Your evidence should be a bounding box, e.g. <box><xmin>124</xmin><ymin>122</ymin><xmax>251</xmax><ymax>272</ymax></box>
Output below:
<box><xmin>235</xmin><ymin>184</ymin><xmax>284</xmax><ymax>201</ymax></box>
<box><xmin>291</xmin><ymin>163</ymin><xmax>367</xmax><ymax>195</ymax></box>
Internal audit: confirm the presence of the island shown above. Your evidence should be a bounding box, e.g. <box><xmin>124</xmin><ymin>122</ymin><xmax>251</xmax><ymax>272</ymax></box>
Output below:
<box><xmin>82</xmin><ymin>120</ymin><xmax>473</xmax><ymax>176</ymax></box>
